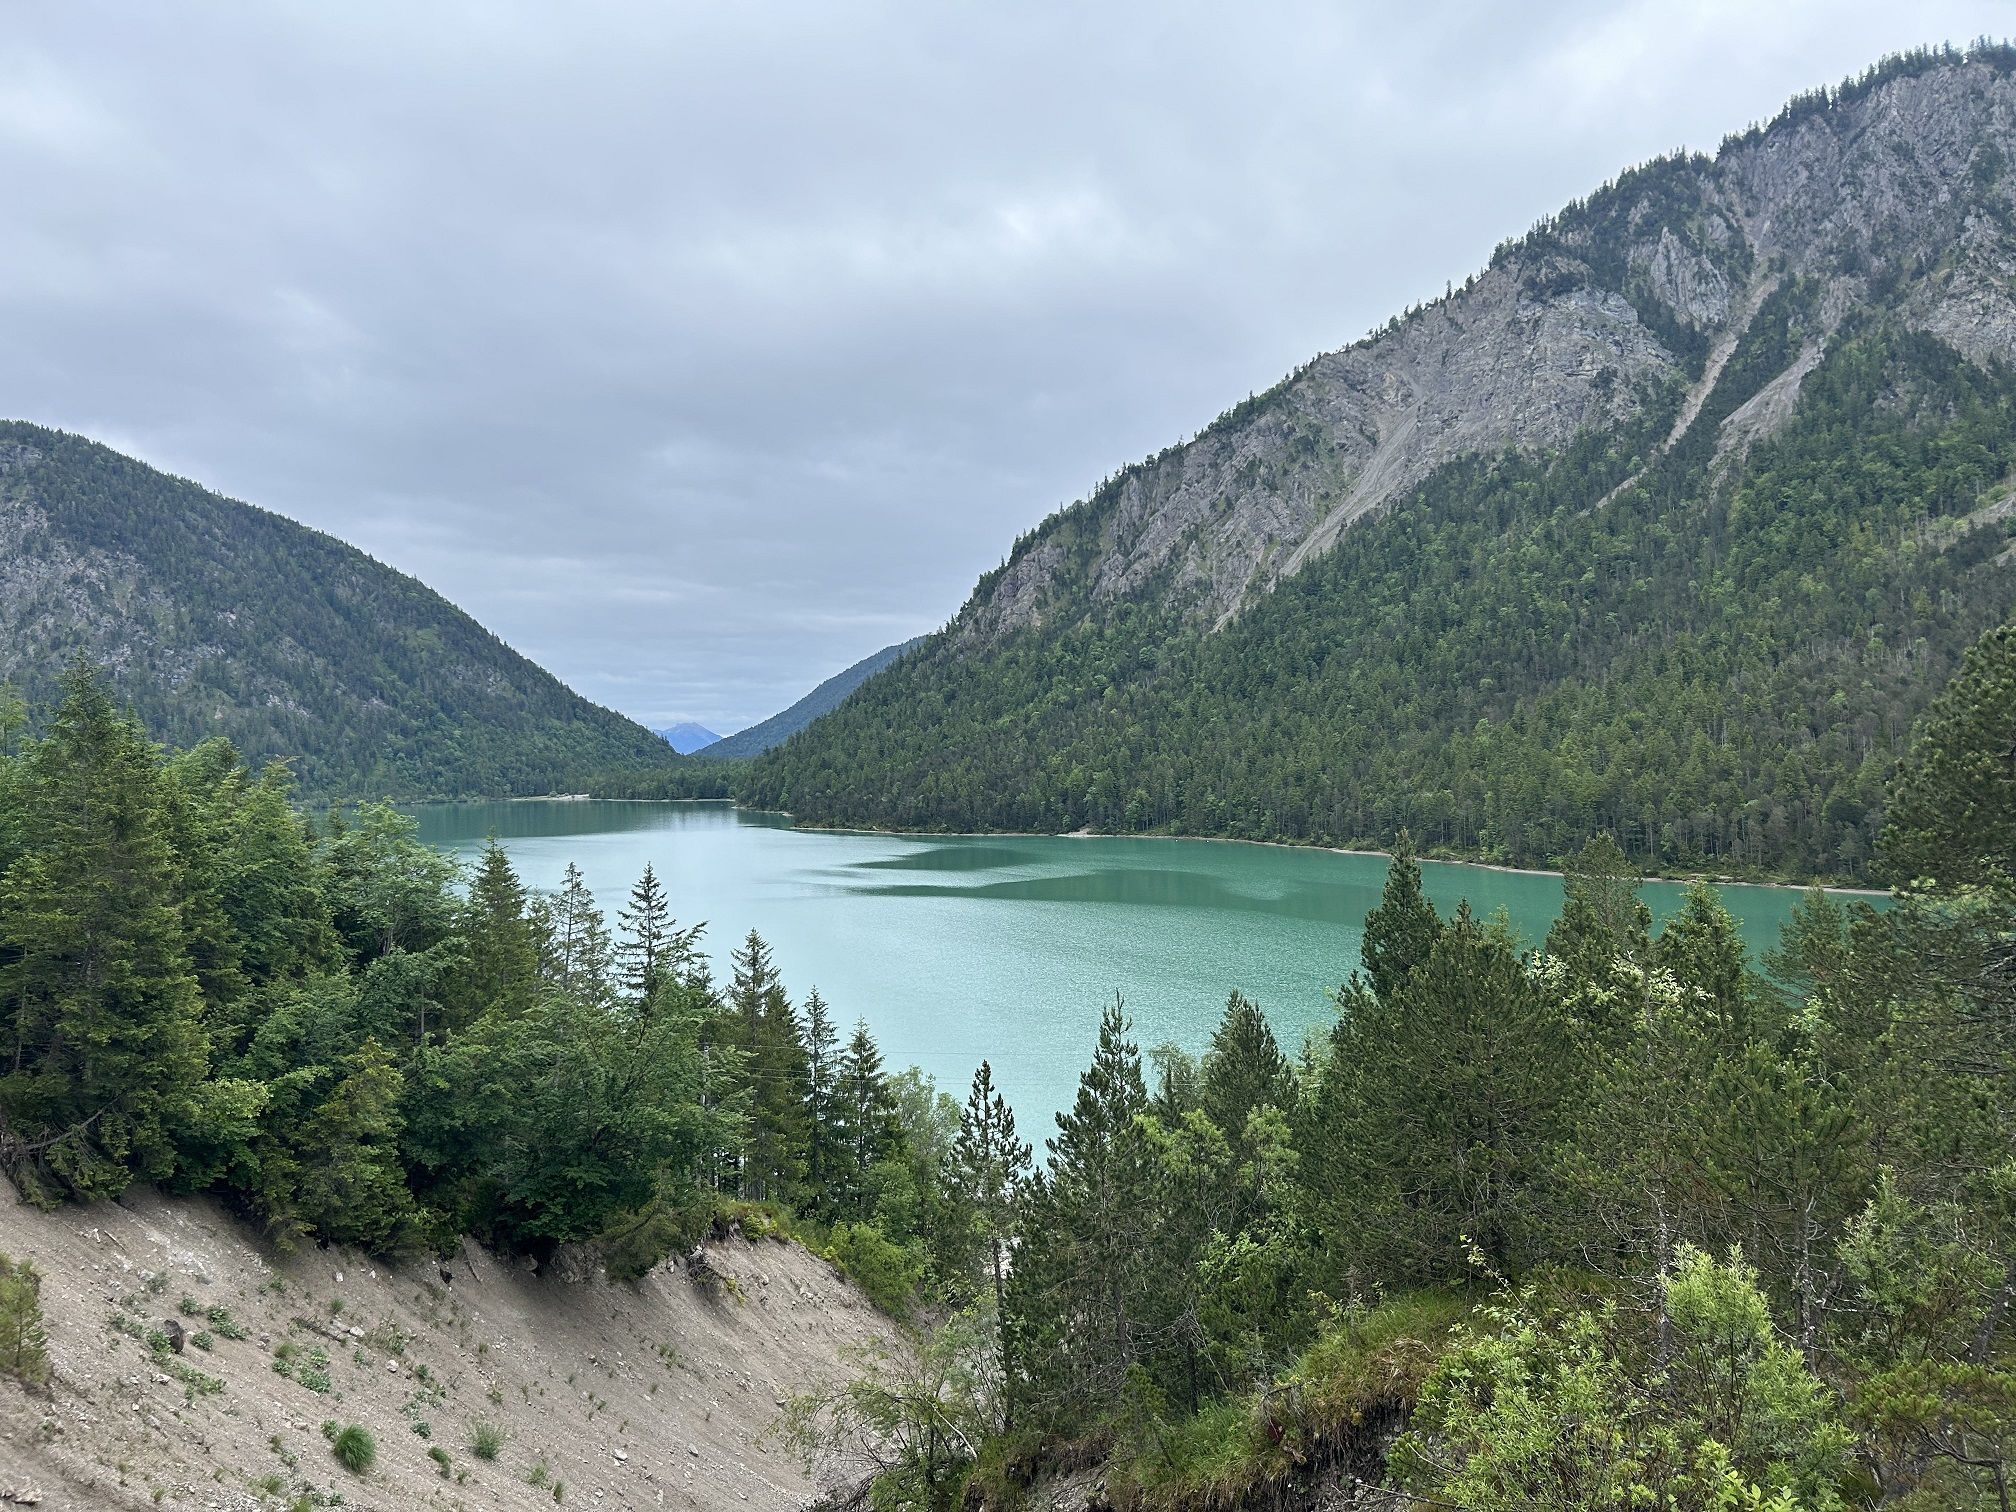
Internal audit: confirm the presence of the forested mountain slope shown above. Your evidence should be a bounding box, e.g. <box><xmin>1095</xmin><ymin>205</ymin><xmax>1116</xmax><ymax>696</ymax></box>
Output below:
<box><xmin>700</xmin><ymin>635</ymin><xmax>925</xmax><ymax>759</ymax></box>
<box><xmin>747</xmin><ymin>47</ymin><xmax>2016</xmax><ymax>879</ymax></box>
<box><xmin>0</xmin><ymin>422</ymin><xmax>673</xmax><ymax>797</ymax></box>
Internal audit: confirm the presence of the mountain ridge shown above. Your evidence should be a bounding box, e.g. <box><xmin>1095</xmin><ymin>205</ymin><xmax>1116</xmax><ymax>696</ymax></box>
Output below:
<box><xmin>0</xmin><ymin>421</ymin><xmax>675</xmax><ymax>798</ymax></box>
<box><xmin>698</xmin><ymin>635</ymin><xmax>926</xmax><ymax>759</ymax></box>
<box><xmin>744</xmin><ymin>45</ymin><xmax>2016</xmax><ymax>877</ymax></box>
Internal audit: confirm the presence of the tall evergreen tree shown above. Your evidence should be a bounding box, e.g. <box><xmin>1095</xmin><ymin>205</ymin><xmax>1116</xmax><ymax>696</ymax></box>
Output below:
<box><xmin>833</xmin><ymin>1019</ymin><xmax>902</xmax><ymax>1215</ymax></box>
<box><xmin>957</xmin><ymin>1059</ymin><xmax>1031</xmax><ymax>1393</ymax></box>
<box><xmin>1319</xmin><ymin>906</ymin><xmax>1572</xmax><ymax>1279</ymax></box>
<box><xmin>1005</xmin><ymin>997</ymin><xmax>1157</xmax><ymax>1428</ymax></box>
<box><xmin>448</xmin><ymin>839</ymin><xmax>540</xmax><ymax>1028</ymax></box>
<box><xmin>729</xmin><ymin>931</ymin><xmax>810</xmax><ymax>1201</ymax></box>
<box><xmin>618</xmin><ymin>863</ymin><xmax>674</xmax><ymax>1005</ymax></box>
<box><xmin>802</xmin><ymin>988</ymin><xmax>845</xmax><ymax>1210</ymax></box>
<box><xmin>1199</xmin><ymin>992</ymin><xmax>1293</xmax><ymax>1148</ymax></box>
<box><xmin>1544</xmin><ymin>832</ymin><xmax>1652</xmax><ymax>984</ymax></box>
<box><xmin>1654</xmin><ymin>882</ymin><xmax>1758</xmax><ymax>1042</ymax></box>
<box><xmin>0</xmin><ymin>669</ymin><xmax>209</xmax><ymax>1200</ymax></box>
<box><xmin>545</xmin><ymin>862</ymin><xmax>614</xmax><ymax>1007</ymax></box>
<box><xmin>1360</xmin><ymin>831</ymin><xmax>1441</xmax><ymax>1002</ymax></box>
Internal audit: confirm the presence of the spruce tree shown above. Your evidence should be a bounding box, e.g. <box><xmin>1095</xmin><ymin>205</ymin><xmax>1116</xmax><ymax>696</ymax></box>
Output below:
<box><xmin>1360</xmin><ymin>830</ymin><xmax>1441</xmax><ymax>1001</ymax></box>
<box><xmin>728</xmin><ymin>931</ymin><xmax>810</xmax><ymax>1200</ymax></box>
<box><xmin>448</xmin><ymin>840</ymin><xmax>540</xmax><ymax>1028</ymax></box>
<box><xmin>833</xmin><ymin>1019</ymin><xmax>901</xmax><ymax>1215</ymax></box>
<box><xmin>547</xmin><ymin>862</ymin><xmax>615</xmax><ymax>1007</ymax></box>
<box><xmin>0</xmin><ymin>669</ymin><xmax>209</xmax><ymax>1199</ymax></box>
<box><xmin>802</xmin><ymin>988</ymin><xmax>845</xmax><ymax>1209</ymax></box>
<box><xmin>1200</xmin><ymin>991</ymin><xmax>1292</xmax><ymax>1147</ymax></box>
<box><xmin>618</xmin><ymin>863</ymin><xmax>674</xmax><ymax>1005</ymax></box>
<box><xmin>294</xmin><ymin>1038</ymin><xmax>418</xmax><ymax>1251</ymax></box>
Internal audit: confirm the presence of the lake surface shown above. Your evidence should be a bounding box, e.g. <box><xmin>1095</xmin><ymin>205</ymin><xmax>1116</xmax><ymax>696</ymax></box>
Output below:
<box><xmin>412</xmin><ymin>801</ymin><xmax>1860</xmax><ymax>1133</ymax></box>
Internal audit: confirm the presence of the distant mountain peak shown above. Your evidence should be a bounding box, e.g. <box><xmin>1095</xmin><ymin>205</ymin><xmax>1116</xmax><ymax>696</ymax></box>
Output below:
<box><xmin>656</xmin><ymin>721</ymin><xmax>722</xmax><ymax>754</ymax></box>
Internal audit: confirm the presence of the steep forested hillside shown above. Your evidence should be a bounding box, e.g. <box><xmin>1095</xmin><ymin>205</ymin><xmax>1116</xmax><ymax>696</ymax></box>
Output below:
<box><xmin>700</xmin><ymin>636</ymin><xmax>925</xmax><ymax>759</ymax></box>
<box><xmin>746</xmin><ymin>48</ymin><xmax>2016</xmax><ymax>879</ymax></box>
<box><xmin>0</xmin><ymin>422</ymin><xmax>674</xmax><ymax>797</ymax></box>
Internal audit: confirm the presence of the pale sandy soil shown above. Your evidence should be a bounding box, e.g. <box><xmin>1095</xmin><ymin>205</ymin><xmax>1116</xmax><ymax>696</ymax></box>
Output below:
<box><xmin>0</xmin><ymin>1186</ymin><xmax>898</xmax><ymax>1511</ymax></box>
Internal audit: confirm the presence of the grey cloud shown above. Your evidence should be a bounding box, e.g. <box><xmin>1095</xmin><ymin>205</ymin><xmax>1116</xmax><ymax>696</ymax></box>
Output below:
<box><xmin>1</xmin><ymin>0</ymin><xmax>2006</xmax><ymax>729</ymax></box>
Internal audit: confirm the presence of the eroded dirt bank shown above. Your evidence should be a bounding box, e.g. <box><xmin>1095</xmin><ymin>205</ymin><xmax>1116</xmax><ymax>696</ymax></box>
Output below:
<box><xmin>0</xmin><ymin>1187</ymin><xmax>897</xmax><ymax>1510</ymax></box>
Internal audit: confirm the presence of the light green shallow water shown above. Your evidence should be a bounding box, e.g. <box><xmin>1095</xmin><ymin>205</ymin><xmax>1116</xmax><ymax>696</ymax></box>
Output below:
<box><xmin>412</xmin><ymin>800</ymin><xmax>1872</xmax><ymax>1130</ymax></box>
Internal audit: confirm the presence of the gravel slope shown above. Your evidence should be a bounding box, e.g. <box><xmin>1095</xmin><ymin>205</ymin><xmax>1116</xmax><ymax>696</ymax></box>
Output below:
<box><xmin>0</xmin><ymin>1186</ymin><xmax>898</xmax><ymax>1510</ymax></box>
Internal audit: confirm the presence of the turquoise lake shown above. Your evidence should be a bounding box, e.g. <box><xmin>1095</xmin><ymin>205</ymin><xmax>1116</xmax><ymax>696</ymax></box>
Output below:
<box><xmin>412</xmin><ymin>800</ymin><xmax>1867</xmax><ymax>1132</ymax></box>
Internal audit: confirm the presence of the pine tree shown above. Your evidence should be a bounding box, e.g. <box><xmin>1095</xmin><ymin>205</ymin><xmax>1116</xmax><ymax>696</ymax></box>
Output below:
<box><xmin>1200</xmin><ymin>992</ymin><xmax>1293</xmax><ymax>1147</ymax></box>
<box><xmin>0</xmin><ymin>669</ymin><xmax>209</xmax><ymax>1200</ymax></box>
<box><xmin>1005</xmin><ymin>997</ymin><xmax>1157</xmax><ymax>1427</ymax></box>
<box><xmin>1360</xmin><ymin>830</ymin><xmax>1441</xmax><ymax>1001</ymax></box>
<box><xmin>546</xmin><ymin>862</ymin><xmax>614</xmax><ymax>1008</ymax></box>
<box><xmin>1544</xmin><ymin>832</ymin><xmax>1652</xmax><ymax>983</ymax></box>
<box><xmin>1321</xmin><ymin>906</ymin><xmax>1571</xmax><ymax>1279</ymax></box>
<box><xmin>1654</xmin><ymin>882</ymin><xmax>1758</xmax><ymax>1042</ymax></box>
<box><xmin>956</xmin><ymin>1059</ymin><xmax>1031</xmax><ymax>1399</ymax></box>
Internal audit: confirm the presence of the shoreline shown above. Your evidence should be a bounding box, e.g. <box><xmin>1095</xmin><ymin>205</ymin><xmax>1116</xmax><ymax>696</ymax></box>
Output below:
<box><xmin>471</xmin><ymin>795</ymin><xmax>1888</xmax><ymax>897</ymax></box>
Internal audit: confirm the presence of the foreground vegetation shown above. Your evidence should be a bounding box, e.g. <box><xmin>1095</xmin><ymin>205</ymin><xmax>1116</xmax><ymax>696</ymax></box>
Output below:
<box><xmin>0</xmin><ymin>666</ymin><xmax>983</xmax><ymax>1308</ymax></box>
<box><xmin>786</xmin><ymin>623</ymin><xmax>2016</xmax><ymax>1509</ymax></box>
<box><xmin>3</xmin><ymin>616</ymin><xmax>2014</xmax><ymax>1506</ymax></box>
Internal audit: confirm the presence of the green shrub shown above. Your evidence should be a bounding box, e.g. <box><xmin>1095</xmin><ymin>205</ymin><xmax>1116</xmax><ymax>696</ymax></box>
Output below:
<box><xmin>471</xmin><ymin>1420</ymin><xmax>504</xmax><ymax>1460</ymax></box>
<box><xmin>428</xmin><ymin>1445</ymin><xmax>452</xmax><ymax>1476</ymax></box>
<box><xmin>204</xmin><ymin>1305</ymin><xmax>249</xmax><ymax>1341</ymax></box>
<box><xmin>824</xmin><ymin>1222</ymin><xmax>924</xmax><ymax>1319</ymax></box>
<box><xmin>600</xmin><ymin>1200</ymin><xmax>709</xmax><ymax>1282</ymax></box>
<box><xmin>0</xmin><ymin>1256</ymin><xmax>51</xmax><ymax>1388</ymax></box>
<box><xmin>330</xmin><ymin>1423</ymin><xmax>376</xmax><ymax>1474</ymax></box>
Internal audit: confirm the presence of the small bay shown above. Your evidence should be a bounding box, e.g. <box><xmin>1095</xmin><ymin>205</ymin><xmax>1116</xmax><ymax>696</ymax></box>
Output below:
<box><xmin>413</xmin><ymin>800</ymin><xmax>1869</xmax><ymax>1128</ymax></box>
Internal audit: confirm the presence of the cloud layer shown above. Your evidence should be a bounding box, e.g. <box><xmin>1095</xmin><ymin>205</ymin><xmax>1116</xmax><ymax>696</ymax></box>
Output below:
<box><xmin>1</xmin><ymin>1</ymin><xmax>2003</xmax><ymax>729</ymax></box>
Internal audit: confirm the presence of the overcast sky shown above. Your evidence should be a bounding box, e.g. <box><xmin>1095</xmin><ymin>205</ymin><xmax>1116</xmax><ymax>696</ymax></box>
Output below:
<box><xmin>2</xmin><ymin>2</ymin><xmax>2008</xmax><ymax>732</ymax></box>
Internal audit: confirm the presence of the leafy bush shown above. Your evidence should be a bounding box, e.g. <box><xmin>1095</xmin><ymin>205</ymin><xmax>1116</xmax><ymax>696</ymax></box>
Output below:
<box><xmin>600</xmin><ymin>1199</ymin><xmax>710</xmax><ymax>1282</ymax></box>
<box><xmin>471</xmin><ymin>1421</ymin><xmax>504</xmax><ymax>1460</ymax></box>
<box><xmin>824</xmin><ymin>1222</ymin><xmax>924</xmax><ymax>1319</ymax></box>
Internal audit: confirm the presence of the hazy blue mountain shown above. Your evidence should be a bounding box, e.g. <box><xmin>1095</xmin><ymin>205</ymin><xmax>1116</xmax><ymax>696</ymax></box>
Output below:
<box><xmin>701</xmin><ymin>637</ymin><xmax>926</xmax><ymax>758</ymax></box>
<box><xmin>0</xmin><ymin>420</ymin><xmax>676</xmax><ymax>798</ymax></box>
<box><xmin>656</xmin><ymin>721</ymin><xmax>722</xmax><ymax>753</ymax></box>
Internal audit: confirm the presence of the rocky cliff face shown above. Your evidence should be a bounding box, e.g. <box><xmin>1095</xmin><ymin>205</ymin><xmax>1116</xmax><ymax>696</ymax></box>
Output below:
<box><xmin>962</xmin><ymin>50</ymin><xmax>2016</xmax><ymax>643</ymax></box>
